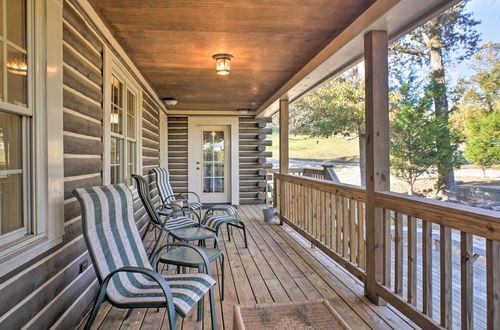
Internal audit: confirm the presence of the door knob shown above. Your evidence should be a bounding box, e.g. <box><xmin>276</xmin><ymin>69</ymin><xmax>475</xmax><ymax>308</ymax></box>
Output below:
<box><xmin>196</xmin><ymin>167</ymin><xmax>200</xmax><ymax>170</ymax></box>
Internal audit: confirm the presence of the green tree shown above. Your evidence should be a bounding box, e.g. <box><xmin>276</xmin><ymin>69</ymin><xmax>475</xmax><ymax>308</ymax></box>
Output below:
<box><xmin>391</xmin><ymin>0</ymin><xmax>480</xmax><ymax>196</ymax></box>
<box><xmin>464</xmin><ymin>113</ymin><xmax>500</xmax><ymax>177</ymax></box>
<box><xmin>453</xmin><ymin>43</ymin><xmax>500</xmax><ymax>175</ymax></box>
<box><xmin>390</xmin><ymin>77</ymin><xmax>441</xmax><ymax>194</ymax></box>
<box><xmin>289</xmin><ymin>66</ymin><xmax>366</xmax><ymax>184</ymax></box>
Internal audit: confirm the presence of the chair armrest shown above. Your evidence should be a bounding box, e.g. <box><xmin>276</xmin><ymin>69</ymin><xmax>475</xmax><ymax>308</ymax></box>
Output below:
<box><xmin>102</xmin><ymin>266</ymin><xmax>176</xmax><ymax>311</ymax></box>
<box><xmin>151</xmin><ymin>243</ymin><xmax>213</xmax><ymax>277</ymax></box>
<box><xmin>162</xmin><ymin>194</ymin><xmax>189</xmax><ymax>211</ymax></box>
<box><xmin>177</xmin><ymin>191</ymin><xmax>201</xmax><ymax>204</ymax></box>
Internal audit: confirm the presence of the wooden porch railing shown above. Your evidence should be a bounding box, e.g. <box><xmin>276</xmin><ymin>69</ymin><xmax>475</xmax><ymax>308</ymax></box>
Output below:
<box><xmin>273</xmin><ymin>173</ymin><xmax>500</xmax><ymax>330</ymax></box>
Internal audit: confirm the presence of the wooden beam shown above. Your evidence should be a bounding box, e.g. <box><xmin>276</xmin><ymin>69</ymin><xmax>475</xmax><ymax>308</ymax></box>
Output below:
<box><xmin>279</xmin><ymin>99</ymin><xmax>289</xmax><ymax>175</ymax></box>
<box><xmin>363</xmin><ymin>30</ymin><xmax>389</xmax><ymax>305</ymax></box>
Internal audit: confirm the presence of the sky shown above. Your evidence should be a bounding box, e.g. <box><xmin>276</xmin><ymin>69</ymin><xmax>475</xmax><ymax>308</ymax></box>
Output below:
<box><xmin>447</xmin><ymin>0</ymin><xmax>500</xmax><ymax>84</ymax></box>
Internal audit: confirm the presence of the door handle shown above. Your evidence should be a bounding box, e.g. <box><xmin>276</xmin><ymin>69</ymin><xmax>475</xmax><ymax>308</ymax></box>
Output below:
<box><xmin>196</xmin><ymin>167</ymin><xmax>200</xmax><ymax>170</ymax></box>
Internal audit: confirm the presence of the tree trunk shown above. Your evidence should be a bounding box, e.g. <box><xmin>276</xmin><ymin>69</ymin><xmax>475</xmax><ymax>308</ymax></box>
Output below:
<box><xmin>408</xmin><ymin>182</ymin><xmax>414</xmax><ymax>195</ymax></box>
<box><xmin>429</xmin><ymin>45</ymin><xmax>457</xmax><ymax>198</ymax></box>
<box><xmin>482</xmin><ymin>168</ymin><xmax>486</xmax><ymax>178</ymax></box>
<box><xmin>358</xmin><ymin>126</ymin><xmax>366</xmax><ymax>186</ymax></box>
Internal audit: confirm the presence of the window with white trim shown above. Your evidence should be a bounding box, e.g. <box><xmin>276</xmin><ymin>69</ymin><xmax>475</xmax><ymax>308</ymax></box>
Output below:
<box><xmin>0</xmin><ymin>0</ymin><xmax>31</xmax><ymax>250</ymax></box>
<box><xmin>110</xmin><ymin>73</ymin><xmax>138</xmax><ymax>185</ymax></box>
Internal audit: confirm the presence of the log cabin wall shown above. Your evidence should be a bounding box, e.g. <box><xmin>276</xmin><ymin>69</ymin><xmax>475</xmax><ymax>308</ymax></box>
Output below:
<box><xmin>0</xmin><ymin>1</ymin><xmax>163</xmax><ymax>329</ymax></box>
<box><xmin>142</xmin><ymin>93</ymin><xmax>162</xmax><ymax>202</ymax></box>
<box><xmin>239</xmin><ymin>117</ymin><xmax>273</xmax><ymax>204</ymax></box>
<box><xmin>166</xmin><ymin>116</ymin><xmax>272</xmax><ymax>205</ymax></box>
<box><xmin>167</xmin><ymin>116</ymin><xmax>189</xmax><ymax>193</ymax></box>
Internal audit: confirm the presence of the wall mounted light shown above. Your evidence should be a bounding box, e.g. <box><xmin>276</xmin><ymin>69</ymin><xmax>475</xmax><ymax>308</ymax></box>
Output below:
<box><xmin>162</xmin><ymin>97</ymin><xmax>178</xmax><ymax>106</ymax></box>
<box><xmin>212</xmin><ymin>53</ymin><xmax>233</xmax><ymax>75</ymax></box>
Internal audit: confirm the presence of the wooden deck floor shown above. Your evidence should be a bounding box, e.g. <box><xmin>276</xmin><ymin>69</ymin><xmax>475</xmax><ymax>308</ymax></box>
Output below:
<box><xmin>85</xmin><ymin>205</ymin><xmax>417</xmax><ymax>330</ymax></box>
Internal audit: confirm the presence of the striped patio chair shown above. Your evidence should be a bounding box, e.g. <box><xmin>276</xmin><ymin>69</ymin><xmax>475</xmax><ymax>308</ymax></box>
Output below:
<box><xmin>202</xmin><ymin>214</ymin><xmax>248</xmax><ymax>248</ymax></box>
<box><xmin>153</xmin><ymin>168</ymin><xmax>203</xmax><ymax>219</ymax></box>
<box><xmin>73</xmin><ymin>184</ymin><xmax>218</xmax><ymax>330</ymax></box>
<box><xmin>133</xmin><ymin>175</ymin><xmax>218</xmax><ymax>253</ymax></box>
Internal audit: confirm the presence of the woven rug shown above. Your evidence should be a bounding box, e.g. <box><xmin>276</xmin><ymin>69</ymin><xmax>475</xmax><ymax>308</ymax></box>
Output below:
<box><xmin>233</xmin><ymin>299</ymin><xmax>350</xmax><ymax>330</ymax></box>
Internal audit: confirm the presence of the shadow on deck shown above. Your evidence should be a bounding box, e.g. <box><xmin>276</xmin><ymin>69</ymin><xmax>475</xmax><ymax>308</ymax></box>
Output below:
<box><xmin>83</xmin><ymin>205</ymin><xmax>416</xmax><ymax>330</ymax></box>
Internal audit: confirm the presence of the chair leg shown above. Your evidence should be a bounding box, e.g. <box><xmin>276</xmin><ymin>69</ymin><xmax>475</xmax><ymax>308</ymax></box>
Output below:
<box><xmin>226</xmin><ymin>224</ymin><xmax>231</xmax><ymax>241</ymax></box>
<box><xmin>197</xmin><ymin>265</ymin><xmax>204</xmax><ymax>322</ymax></box>
<box><xmin>166</xmin><ymin>302</ymin><xmax>177</xmax><ymax>330</ymax></box>
<box><xmin>209</xmin><ymin>287</ymin><xmax>218</xmax><ymax>330</ymax></box>
<box><xmin>241</xmin><ymin>222</ymin><xmax>248</xmax><ymax>248</ymax></box>
<box><xmin>84</xmin><ymin>285</ymin><xmax>107</xmax><ymax>330</ymax></box>
<box><xmin>220</xmin><ymin>254</ymin><xmax>225</xmax><ymax>301</ymax></box>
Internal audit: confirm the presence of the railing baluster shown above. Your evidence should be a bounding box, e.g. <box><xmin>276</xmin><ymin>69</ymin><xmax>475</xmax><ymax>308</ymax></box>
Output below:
<box><xmin>440</xmin><ymin>225</ymin><xmax>452</xmax><ymax>328</ymax></box>
<box><xmin>301</xmin><ymin>185</ymin><xmax>306</xmax><ymax>232</ymax></box>
<box><xmin>343</xmin><ymin>197</ymin><xmax>350</xmax><ymax>258</ymax></box>
<box><xmin>308</xmin><ymin>186</ymin><xmax>313</xmax><ymax>234</ymax></box>
<box><xmin>394</xmin><ymin>212</ymin><xmax>403</xmax><ymax>295</ymax></box>
<box><xmin>336</xmin><ymin>196</ymin><xmax>342</xmax><ymax>254</ymax></box>
<box><xmin>331</xmin><ymin>192</ymin><xmax>337</xmax><ymax>251</ymax></box>
<box><xmin>461</xmin><ymin>232</ymin><xmax>473</xmax><ymax>329</ymax></box>
<box><xmin>323</xmin><ymin>192</ymin><xmax>330</xmax><ymax>246</ymax></box>
<box><xmin>314</xmin><ymin>188</ymin><xmax>319</xmax><ymax>238</ymax></box>
<box><xmin>486</xmin><ymin>239</ymin><xmax>500</xmax><ymax>330</ymax></box>
<box><xmin>326</xmin><ymin>192</ymin><xmax>331</xmax><ymax>248</ymax></box>
<box><xmin>383</xmin><ymin>209</ymin><xmax>392</xmax><ymax>286</ymax></box>
<box><xmin>357</xmin><ymin>201</ymin><xmax>365</xmax><ymax>269</ymax></box>
<box><xmin>422</xmin><ymin>219</ymin><xmax>433</xmax><ymax>317</ymax></box>
<box><xmin>407</xmin><ymin>215</ymin><xmax>417</xmax><ymax>305</ymax></box>
<box><xmin>320</xmin><ymin>190</ymin><xmax>326</xmax><ymax>244</ymax></box>
<box><xmin>350</xmin><ymin>198</ymin><xmax>358</xmax><ymax>264</ymax></box>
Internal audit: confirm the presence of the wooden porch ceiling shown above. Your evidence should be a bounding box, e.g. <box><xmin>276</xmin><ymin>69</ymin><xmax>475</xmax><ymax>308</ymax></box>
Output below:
<box><xmin>88</xmin><ymin>0</ymin><xmax>375</xmax><ymax>112</ymax></box>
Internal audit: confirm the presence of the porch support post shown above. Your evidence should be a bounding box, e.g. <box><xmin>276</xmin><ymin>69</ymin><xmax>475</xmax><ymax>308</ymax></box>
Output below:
<box><xmin>279</xmin><ymin>98</ymin><xmax>289</xmax><ymax>175</ymax></box>
<box><xmin>364</xmin><ymin>30</ymin><xmax>390</xmax><ymax>304</ymax></box>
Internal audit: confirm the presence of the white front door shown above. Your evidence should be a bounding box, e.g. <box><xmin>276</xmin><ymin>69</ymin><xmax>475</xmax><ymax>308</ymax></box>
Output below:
<box><xmin>193</xmin><ymin>126</ymin><xmax>231</xmax><ymax>203</ymax></box>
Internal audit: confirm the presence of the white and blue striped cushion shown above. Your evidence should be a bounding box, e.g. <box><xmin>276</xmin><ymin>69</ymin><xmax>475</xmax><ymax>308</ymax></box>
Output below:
<box><xmin>74</xmin><ymin>184</ymin><xmax>215</xmax><ymax>317</ymax></box>
<box><xmin>104</xmin><ymin>272</ymin><xmax>215</xmax><ymax>317</ymax></box>
<box><xmin>208</xmin><ymin>205</ymin><xmax>237</xmax><ymax>216</ymax></box>
<box><xmin>202</xmin><ymin>215</ymin><xmax>241</xmax><ymax>232</ymax></box>
<box><xmin>188</xmin><ymin>202</ymin><xmax>203</xmax><ymax>210</ymax></box>
<box><xmin>164</xmin><ymin>216</ymin><xmax>198</xmax><ymax>231</ymax></box>
<box><xmin>153</xmin><ymin>167</ymin><xmax>176</xmax><ymax>205</ymax></box>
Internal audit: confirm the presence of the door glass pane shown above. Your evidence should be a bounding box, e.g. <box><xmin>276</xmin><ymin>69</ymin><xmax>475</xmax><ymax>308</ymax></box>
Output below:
<box><xmin>6</xmin><ymin>0</ymin><xmax>26</xmax><ymax>49</ymax></box>
<box><xmin>127</xmin><ymin>90</ymin><xmax>136</xmax><ymax>139</ymax></box>
<box><xmin>6</xmin><ymin>46</ymin><xmax>27</xmax><ymax>107</ymax></box>
<box><xmin>202</xmin><ymin>130</ymin><xmax>225</xmax><ymax>193</ymax></box>
<box><xmin>0</xmin><ymin>112</ymin><xmax>23</xmax><ymax>235</ymax></box>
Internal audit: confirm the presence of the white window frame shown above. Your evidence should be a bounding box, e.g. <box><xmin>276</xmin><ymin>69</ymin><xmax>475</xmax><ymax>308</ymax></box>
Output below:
<box><xmin>0</xmin><ymin>0</ymin><xmax>64</xmax><ymax>277</ymax></box>
<box><xmin>103</xmin><ymin>47</ymin><xmax>142</xmax><ymax>186</ymax></box>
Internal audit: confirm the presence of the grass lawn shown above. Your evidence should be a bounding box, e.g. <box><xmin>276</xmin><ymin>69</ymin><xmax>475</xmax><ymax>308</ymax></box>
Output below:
<box><xmin>268</xmin><ymin>134</ymin><xmax>359</xmax><ymax>162</ymax></box>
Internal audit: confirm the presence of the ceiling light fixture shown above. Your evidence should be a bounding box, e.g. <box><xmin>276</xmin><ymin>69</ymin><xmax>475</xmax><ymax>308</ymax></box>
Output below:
<box><xmin>161</xmin><ymin>97</ymin><xmax>178</xmax><ymax>106</ymax></box>
<box><xmin>212</xmin><ymin>53</ymin><xmax>233</xmax><ymax>75</ymax></box>
<box><xmin>237</xmin><ymin>108</ymin><xmax>251</xmax><ymax>115</ymax></box>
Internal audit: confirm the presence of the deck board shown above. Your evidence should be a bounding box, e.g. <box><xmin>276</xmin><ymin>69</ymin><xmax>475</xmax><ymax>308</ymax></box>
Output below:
<box><xmin>84</xmin><ymin>205</ymin><xmax>416</xmax><ymax>330</ymax></box>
